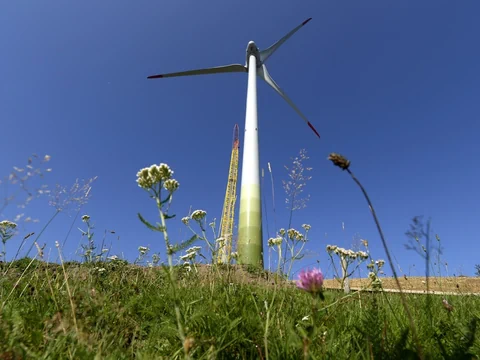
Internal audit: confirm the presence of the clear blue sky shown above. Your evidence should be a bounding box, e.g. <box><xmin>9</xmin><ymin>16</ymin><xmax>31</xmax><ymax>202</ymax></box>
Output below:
<box><xmin>1</xmin><ymin>1</ymin><xmax>479</xmax><ymax>278</ymax></box>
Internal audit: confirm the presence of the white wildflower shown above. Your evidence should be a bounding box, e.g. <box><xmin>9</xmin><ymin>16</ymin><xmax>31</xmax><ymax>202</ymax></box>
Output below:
<box><xmin>186</xmin><ymin>246</ymin><xmax>201</xmax><ymax>254</ymax></box>
<box><xmin>0</xmin><ymin>220</ymin><xmax>17</xmax><ymax>230</ymax></box>
<box><xmin>302</xmin><ymin>224</ymin><xmax>311</xmax><ymax>231</ymax></box>
<box><xmin>357</xmin><ymin>251</ymin><xmax>369</xmax><ymax>260</ymax></box>
<box><xmin>181</xmin><ymin>216</ymin><xmax>190</xmax><ymax>225</ymax></box>
<box><xmin>163</xmin><ymin>179</ymin><xmax>179</xmax><ymax>192</ymax></box>
<box><xmin>191</xmin><ymin>210</ymin><xmax>206</xmax><ymax>221</ymax></box>
<box><xmin>138</xmin><ymin>246</ymin><xmax>149</xmax><ymax>255</ymax></box>
<box><xmin>158</xmin><ymin>163</ymin><xmax>173</xmax><ymax>180</ymax></box>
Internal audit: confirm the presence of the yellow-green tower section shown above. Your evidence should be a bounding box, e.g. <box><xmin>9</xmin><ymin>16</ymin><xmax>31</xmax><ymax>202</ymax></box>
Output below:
<box><xmin>217</xmin><ymin>124</ymin><xmax>240</xmax><ymax>264</ymax></box>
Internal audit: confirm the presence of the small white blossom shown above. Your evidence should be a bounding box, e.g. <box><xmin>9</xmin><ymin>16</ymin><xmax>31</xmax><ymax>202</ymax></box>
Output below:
<box><xmin>268</xmin><ymin>237</ymin><xmax>283</xmax><ymax>247</ymax></box>
<box><xmin>302</xmin><ymin>224</ymin><xmax>311</xmax><ymax>231</ymax></box>
<box><xmin>163</xmin><ymin>179</ymin><xmax>179</xmax><ymax>192</ymax></box>
<box><xmin>230</xmin><ymin>252</ymin><xmax>238</xmax><ymax>259</ymax></box>
<box><xmin>158</xmin><ymin>163</ymin><xmax>173</xmax><ymax>180</ymax></box>
<box><xmin>186</xmin><ymin>246</ymin><xmax>201</xmax><ymax>254</ymax></box>
<box><xmin>138</xmin><ymin>246</ymin><xmax>149</xmax><ymax>255</ymax></box>
<box><xmin>0</xmin><ymin>220</ymin><xmax>17</xmax><ymax>230</ymax></box>
<box><xmin>191</xmin><ymin>210</ymin><xmax>206</xmax><ymax>221</ymax></box>
<box><xmin>181</xmin><ymin>216</ymin><xmax>190</xmax><ymax>225</ymax></box>
<box><xmin>108</xmin><ymin>255</ymin><xmax>119</xmax><ymax>261</ymax></box>
<box><xmin>357</xmin><ymin>251</ymin><xmax>369</xmax><ymax>260</ymax></box>
<box><xmin>279</xmin><ymin>228</ymin><xmax>286</xmax><ymax>236</ymax></box>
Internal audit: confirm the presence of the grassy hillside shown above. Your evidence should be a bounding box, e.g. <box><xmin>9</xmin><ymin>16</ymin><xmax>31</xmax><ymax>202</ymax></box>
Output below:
<box><xmin>0</xmin><ymin>259</ymin><xmax>479</xmax><ymax>359</ymax></box>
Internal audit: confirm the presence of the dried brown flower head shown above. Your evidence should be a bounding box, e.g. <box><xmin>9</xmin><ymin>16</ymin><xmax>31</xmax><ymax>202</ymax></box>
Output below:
<box><xmin>328</xmin><ymin>153</ymin><xmax>350</xmax><ymax>170</ymax></box>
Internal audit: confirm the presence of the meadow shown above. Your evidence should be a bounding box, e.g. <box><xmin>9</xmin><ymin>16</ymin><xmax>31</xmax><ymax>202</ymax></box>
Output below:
<box><xmin>1</xmin><ymin>153</ymin><xmax>479</xmax><ymax>359</ymax></box>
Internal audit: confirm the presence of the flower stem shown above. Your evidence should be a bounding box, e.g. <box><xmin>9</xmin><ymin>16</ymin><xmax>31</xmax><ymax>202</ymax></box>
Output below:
<box><xmin>345</xmin><ymin>167</ymin><xmax>422</xmax><ymax>358</ymax></box>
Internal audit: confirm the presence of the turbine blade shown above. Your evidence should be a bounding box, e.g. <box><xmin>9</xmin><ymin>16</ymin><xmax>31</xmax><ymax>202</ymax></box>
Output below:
<box><xmin>259</xmin><ymin>18</ymin><xmax>312</xmax><ymax>63</ymax></box>
<box><xmin>258</xmin><ymin>65</ymin><xmax>320</xmax><ymax>138</ymax></box>
<box><xmin>147</xmin><ymin>64</ymin><xmax>246</xmax><ymax>79</ymax></box>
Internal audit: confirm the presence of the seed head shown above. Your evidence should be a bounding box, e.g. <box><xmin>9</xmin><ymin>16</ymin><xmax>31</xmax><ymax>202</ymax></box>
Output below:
<box><xmin>328</xmin><ymin>153</ymin><xmax>350</xmax><ymax>170</ymax></box>
<box><xmin>81</xmin><ymin>215</ymin><xmax>90</xmax><ymax>222</ymax></box>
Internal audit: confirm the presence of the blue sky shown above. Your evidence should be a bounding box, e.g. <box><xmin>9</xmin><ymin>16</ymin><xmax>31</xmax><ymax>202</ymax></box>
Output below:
<box><xmin>1</xmin><ymin>1</ymin><xmax>479</xmax><ymax>278</ymax></box>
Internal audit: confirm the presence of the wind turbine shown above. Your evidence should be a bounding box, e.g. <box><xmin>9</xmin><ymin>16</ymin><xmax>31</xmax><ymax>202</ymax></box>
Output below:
<box><xmin>147</xmin><ymin>18</ymin><xmax>319</xmax><ymax>267</ymax></box>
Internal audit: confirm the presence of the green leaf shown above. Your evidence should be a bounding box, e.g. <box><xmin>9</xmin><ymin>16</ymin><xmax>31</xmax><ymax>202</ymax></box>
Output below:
<box><xmin>137</xmin><ymin>213</ymin><xmax>159</xmax><ymax>232</ymax></box>
<box><xmin>171</xmin><ymin>234</ymin><xmax>198</xmax><ymax>254</ymax></box>
<box><xmin>164</xmin><ymin>213</ymin><xmax>176</xmax><ymax>220</ymax></box>
<box><xmin>160</xmin><ymin>193</ymin><xmax>172</xmax><ymax>206</ymax></box>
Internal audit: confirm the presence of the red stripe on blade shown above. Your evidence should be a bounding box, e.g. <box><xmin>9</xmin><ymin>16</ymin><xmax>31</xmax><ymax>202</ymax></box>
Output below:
<box><xmin>302</xmin><ymin>18</ymin><xmax>312</xmax><ymax>26</ymax></box>
<box><xmin>308</xmin><ymin>121</ymin><xmax>320</xmax><ymax>138</ymax></box>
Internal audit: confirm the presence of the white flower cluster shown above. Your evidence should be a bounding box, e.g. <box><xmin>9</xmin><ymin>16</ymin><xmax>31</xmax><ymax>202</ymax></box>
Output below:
<box><xmin>138</xmin><ymin>246</ymin><xmax>149</xmax><ymax>255</ymax></box>
<box><xmin>107</xmin><ymin>255</ymin><xmax>119</xmax><ymax>261</ymax></box>
<box><xmin>179</xmin><ymin>246</ymin><xmax>202</xmax><ymax>261</ymax></box>
<box><xmin>326</xmin><ymin>245</ymin><xmax>369</xmax><ymax>260</ymax></box>
<box><xmin>302</xmin><ymin>224</ymin><xmax>311</xmax><ymax>231</ymax></box>
<box><xmin>191</xmin><ymin>210</ymin><xmax>207</xmax><ymax>221</ymax></box>
<box><xmin>230</xmin><ymin>252</ymin><xmax>238</xmax><ymax>260</ymax></box>
<box><xmin>163</xmin><ymin>179</ymin><xmax>179</xmax><ymax>193</ymax></box>
<box><xmin>287</xmin><ymin>228</ymin><xmax>305</xmax><ymax>241</ymax></box>
<box><xmin>0</xmin><ymin>220</ymin><xmax>17</xmax><ymax>230</ymax></box>
<box><xmin>268</xmin><ymin>237</ymin><xmax>283</xmax><ymax>247</ymax></box>
<box><xmin>181</xmin><ymin>217</ymin><xmax>190</xmax><ymax>225</ymax></box>
<box><xmin>136</xmin><ymin>163</ymin><xmax>175</xmax><ymax>189</ymax></box>
<box><xmin>81</xmin><ymin>215</ymin><xmax>90</xmax><ymax>222</ymax></box>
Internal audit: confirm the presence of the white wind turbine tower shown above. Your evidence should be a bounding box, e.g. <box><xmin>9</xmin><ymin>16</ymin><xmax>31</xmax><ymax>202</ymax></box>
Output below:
<box><xmin>147</xmin><ymin>18</ymin><xmax>320</xmax><ymax>267</ymax></box>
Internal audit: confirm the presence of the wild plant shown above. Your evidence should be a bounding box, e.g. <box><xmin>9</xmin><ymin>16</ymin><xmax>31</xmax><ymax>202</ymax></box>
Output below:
<box><xmin>294</xmin><ymin>267</ymin><xmax>326</xmax><ymax>359</ymax></box>
<box><xmin>178</xmin><ymin>246</ymin><xmax>202</xmax><ymax>273</ymax></box>
<box><xmin>328</xmin><ymin>152</ymin><xmax>421</xmax><ymax>355</ymax></box>
<box><xmin>136</xmin><ymin>162</ymin><xmax>198</xmax><ymax>358</ymax></box>
<box><xmin>0</xmin><ymin>154</ymin><xmax>52</xmax><ymax>220</ymax></box>
<box><xmin>134</xmin><ymin>246</ymin><xmax>150</xmax><ymax>265</ymax></box>
<box><xmin>0</xmin><ymin>220</ymin><xmax>17</xmax><ymax>261</ymax></box>
<box><xmin>281</xmin><ymin>149</ymin><xmax>313</xmax><ymax>272</ymax></box>
<box><xmin>267</xmin><ymin>235</ymin><xmax>283</xmax><ymax>278</ymax></box>
<box><xmin>326</xmin><ymin>244</ymin><xmax>369</xmax><ymax>293</ymax></box>
<box><xmin>270</xmin><ymin>225</ymin><xmax>311</xmax><ymax>279</ymax></box>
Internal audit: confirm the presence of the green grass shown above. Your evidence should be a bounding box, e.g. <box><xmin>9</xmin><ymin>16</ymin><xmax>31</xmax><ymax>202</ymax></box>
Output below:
<box><xmin>0</xmin><ymin>259</ymin><xmax>479</xmax><ymax>359</ymax></box>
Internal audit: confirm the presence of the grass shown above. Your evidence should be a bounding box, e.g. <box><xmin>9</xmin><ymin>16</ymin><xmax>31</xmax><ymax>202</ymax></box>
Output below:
<box><xmin>1</xmin><ymin>154</ymin><xmax>479</xmax><ymax>359</ymax></box>
<box><xmin>0</xmin><ymin>259</ymin><xmax>479</xmax><ymax>359</ymax></box>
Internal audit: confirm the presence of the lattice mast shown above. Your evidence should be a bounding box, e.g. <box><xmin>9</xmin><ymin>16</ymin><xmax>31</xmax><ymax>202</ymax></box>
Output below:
<box><xmin>217</xmin><ymin>124</ymin><xmax>240</xmax><ymax>264</ymax></box>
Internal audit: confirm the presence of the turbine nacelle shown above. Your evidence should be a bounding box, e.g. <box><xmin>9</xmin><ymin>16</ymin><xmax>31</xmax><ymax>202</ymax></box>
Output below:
<box><xmin>246</xmin><ymin>41</ymin><xmax>261</xmax><ymax>68</ymax></box>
